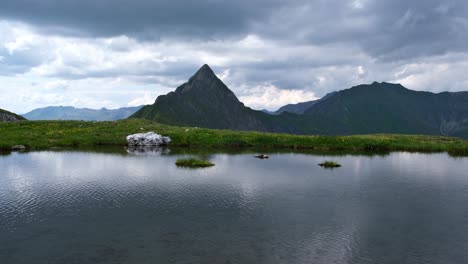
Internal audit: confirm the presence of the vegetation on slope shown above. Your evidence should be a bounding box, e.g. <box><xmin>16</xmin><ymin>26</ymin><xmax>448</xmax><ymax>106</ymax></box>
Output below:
<box><xmin>131</xmin><ymin>64</ymin><xmax>269</xmax><ymax>131</ymax></box>
<box><xmin>0</xmin><ymin>119</ymin><xmax>468</xmax><ymax>155</ymax></box>
<box><xmin>318</xmin><ymin>161</ymin><xmax>342</xmax><ymax>168</ymax></box>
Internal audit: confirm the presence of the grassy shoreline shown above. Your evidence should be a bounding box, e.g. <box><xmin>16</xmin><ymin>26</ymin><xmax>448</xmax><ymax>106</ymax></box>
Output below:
<box><xmin>1</xmin><ymin>119</ymin><xmax>468</xmax><ymax>155</ymax></box>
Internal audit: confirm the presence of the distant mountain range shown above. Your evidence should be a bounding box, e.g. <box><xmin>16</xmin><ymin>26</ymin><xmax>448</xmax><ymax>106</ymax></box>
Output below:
<box><xmin>0</xmin><ymin>108</ymin><xmax>26</xmax><ymax>122</ymax></box>
<box><xmin>271</xmin><ymin>92</ymin><xmax>337</xmax><ymax>115</ymax></box>
<box><xmin>131</xmin><ymin>64</ymin><xmax>468</xmax><ymax>138</ymax></box>
<box><xmin>5</xmin><ymin>64</ymin><xmax>468</xmax><ymax>139</ymax></box>
<box><xmin>23</xmin><ymin>105</ymin><xmax>143</xmax><ymax>121</ymax></box>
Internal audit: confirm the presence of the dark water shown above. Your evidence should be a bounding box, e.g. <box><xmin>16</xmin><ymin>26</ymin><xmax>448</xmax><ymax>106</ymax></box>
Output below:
<box><xmin>1</xmin><ymin>150</ymin><xmax>468</xmax><ymax>264</ymax></box>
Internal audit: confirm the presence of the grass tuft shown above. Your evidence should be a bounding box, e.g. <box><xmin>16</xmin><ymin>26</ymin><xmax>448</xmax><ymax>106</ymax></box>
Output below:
<box><xmin>319</xmin><ymin>161</ymin><xmax>342</xmax><ymax>168</ymax></box>
<box><xmin>175</xmin><ymin>158</ymin><xmax>215</xmax><ymax>168</ymax></box>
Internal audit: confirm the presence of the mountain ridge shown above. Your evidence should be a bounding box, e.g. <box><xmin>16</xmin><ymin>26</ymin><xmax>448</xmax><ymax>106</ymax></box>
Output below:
<box><xmin>131</xmin><ymin>64</ymin><xmax>468</xmax><ymax>139</ymax></box>
<box><xmin>301</xmin><ymin>82</ymin><xmax>468</xmax><ymax>137</ymax></box>
<box><xmin>272</xmin><ymin>91</ymin><xmax>338</xmax><ymax>115</ymax></box>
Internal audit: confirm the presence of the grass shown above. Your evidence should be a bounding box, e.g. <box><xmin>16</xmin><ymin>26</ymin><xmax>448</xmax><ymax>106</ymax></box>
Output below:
<box><xmin>175</xmin><ymin>158</ymin><xmax>215</xmax><ymax>168</ymax></box>
<box><xmin>0</xmin><ymin>118</ymin><xmax>468</xmax><ymax>155</ymax></box>
<box><xmin>319</xmin><ymin>161</ymin><xmax>342</xmax><ymax>168</ymax></box>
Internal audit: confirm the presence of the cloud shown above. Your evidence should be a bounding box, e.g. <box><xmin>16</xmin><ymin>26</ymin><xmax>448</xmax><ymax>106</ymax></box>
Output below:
<box><xmin>0</xmin><ymin>0</ymin><xmax>281</xmax><ymax>40</ymax></box>
<box><xmin>1</xmin><ymin>0</ymin><xmax>467</xmax><ymax>60</ymax></box>
<box><xmin>127</xmin><ymin>92</ymin><xmax>159</xmax><ymax>107</ymax></box>
<box><xmin>392</xmin><ymin>53</ymin><xmax>468</xmax><ymax>92</ymax></box>
<box><xmin>0</xmin><ymin>1</ymin><xmax>468</xmax><ymax>113</ymax></box>
<box><xmin>239</xmin><ymin>84</ymin><xmax>319</xmax><ymax>110</ymax></box>
<box><xmin>43</xmin><ymin>80</ymin><xmax>69</xmax><ymax>91</ymax></box>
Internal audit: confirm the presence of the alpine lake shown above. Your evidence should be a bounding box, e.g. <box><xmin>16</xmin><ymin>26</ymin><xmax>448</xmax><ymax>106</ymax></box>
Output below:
<box><xmin>1</xmin><ymin>147</ymin><xmax>468</xmax><ymax>264</ymax></box>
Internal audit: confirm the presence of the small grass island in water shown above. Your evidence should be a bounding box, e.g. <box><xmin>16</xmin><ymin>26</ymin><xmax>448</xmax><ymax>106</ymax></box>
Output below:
<box><xmin>176</xmin><ymin>158</ymin><xmax>215</xmax><ymax>168</ymax></box>
<box><xmin>319</xmin><ymin>161</ymin><xmax>342</xmax><ymax>168</ymax></box>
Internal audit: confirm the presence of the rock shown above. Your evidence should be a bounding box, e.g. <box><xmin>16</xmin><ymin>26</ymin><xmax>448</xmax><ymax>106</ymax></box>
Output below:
<box><xmin>11</xmin><ymin>145</ymin><xmax>26</xmax><ymax>151</ymax></box>
<box><xmin>126</xmin><ymin>132</ymin><xmax>171</xmax><ymax>146</ymax></box>
<box><xmin>254</xmin><ymin>154</ymin><xmax>269</xmax><ymax>159</ymax></box>
<box><xmin>0</xmin><ymin>109</ymin><xmax>25</xmax><ymax>122</ymax></box>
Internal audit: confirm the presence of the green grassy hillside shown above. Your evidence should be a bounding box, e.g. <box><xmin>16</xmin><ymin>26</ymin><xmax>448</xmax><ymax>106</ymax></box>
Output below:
<box><xmin>1</xmin><ymin>119</ymin><xmax>467</xmax><ymax>155</ymax></box>
<box><xmin>302</xmin><ymin>82</ymin><xmax>468</xmax><ymax>136</ymax></box>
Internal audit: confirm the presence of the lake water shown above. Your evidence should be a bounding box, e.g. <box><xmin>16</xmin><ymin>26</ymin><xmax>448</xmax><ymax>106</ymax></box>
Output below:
<box><xmin>1</xmin><ymin>149</ymin><xmax>468</xmax><ymax>264</ymax></box>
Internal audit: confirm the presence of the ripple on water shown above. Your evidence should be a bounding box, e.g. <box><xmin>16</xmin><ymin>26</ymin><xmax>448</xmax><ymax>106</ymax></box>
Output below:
<box><xmin>0</xmin><ymin>151</ymin><xmax>468</xmax><ymax>264</ymax></box>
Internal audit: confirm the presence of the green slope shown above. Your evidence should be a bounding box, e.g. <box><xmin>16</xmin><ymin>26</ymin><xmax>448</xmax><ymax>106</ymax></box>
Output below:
<box><xmin>1</xmin><ymin>119</ymin><xmax>468</xmax><ymax>156</ymax></box>
<box><xmin>131</xmin><ymin>65</ymin><xmax>468</xmax><ymax>139</ymax></box>
<box><xmin>132</xmin><ymin>64</ymin><xmax>270</xmax><ymax>131</ymax></box>
<box><xmin>301</xmin><ymin>82</ymin><xmax>468</xmax><ymax>136</ymax></box>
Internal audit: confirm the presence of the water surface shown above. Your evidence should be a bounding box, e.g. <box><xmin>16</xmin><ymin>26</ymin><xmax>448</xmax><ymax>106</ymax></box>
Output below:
<box><xmin>1</xmin><ymin>150</ymin><xmax>467</xmax><ymax>264</ymax></box>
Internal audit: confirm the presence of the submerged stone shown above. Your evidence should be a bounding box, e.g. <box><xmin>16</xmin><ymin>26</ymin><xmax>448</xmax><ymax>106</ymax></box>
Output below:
<box><xmin>254</xmin><ymin>154</ymin><xmax>269</xmax><ymax>159</ymax></box>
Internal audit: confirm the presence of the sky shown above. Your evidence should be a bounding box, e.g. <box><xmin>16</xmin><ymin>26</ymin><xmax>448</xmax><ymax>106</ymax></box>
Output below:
<box><xmin>0</xmin><ymin>0</ymin><xmax>468</xmax><ymax>113</ymax></box>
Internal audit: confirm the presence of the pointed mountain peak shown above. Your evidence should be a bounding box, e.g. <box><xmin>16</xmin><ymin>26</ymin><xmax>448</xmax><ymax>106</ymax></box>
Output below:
<box><xmin>192</xmin><ymin>64</ymin><xmax>216</xmax><ymax>80</ymax></box>
<box><xmin>200</xmin><ymin>63</ymin><xmax>212</xmax><ymax>71</ymax></box>
<box><xmin>174</xmin><ymin>64</ymin><xmax>230</xmax><ymax>95</ymax></box>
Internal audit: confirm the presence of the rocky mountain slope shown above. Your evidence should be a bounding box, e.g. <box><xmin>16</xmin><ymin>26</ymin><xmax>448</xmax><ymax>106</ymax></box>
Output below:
<box><xmin>131</xmin><ymin>64</ymin><xmax>468</xmax><ymax>138</ymax></box>
<box><xmin>0</xmin><ymin>108</ymin><xmax>26</xmax><ymax>122</ymax></box>
<box><xmin>131</xmin><ymin>65</ymin><xmax>270</xmax><ymax>131</ymax></box>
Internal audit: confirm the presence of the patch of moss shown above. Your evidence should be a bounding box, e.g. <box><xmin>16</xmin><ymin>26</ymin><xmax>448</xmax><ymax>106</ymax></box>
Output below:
<box><xmin>175</xmin><ymin>158</ymin><xmax>215</xmax><ymax>168</ymax></box>
<box><xmin>319</xmin><ymin>161</ymin><xmax>342</xmax><ymax>168</ymax></box>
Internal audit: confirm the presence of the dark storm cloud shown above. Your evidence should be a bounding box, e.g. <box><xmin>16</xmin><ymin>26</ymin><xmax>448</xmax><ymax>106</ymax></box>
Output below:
<box><xmin>254</xmin><ymin>0</ymin><xmax>468</xmax><ymax>61</ymax></box>
<box><xmin>1</xmin><ymin>0</ymin><xmax>466</xmax><ymax>61</ymax></box>
<box><xmin>356</xmin><ymin>0</ymin><xmax>468</xmax><ymax>60</ymax></box>
<box><xmin>0</xmin><ymin>0</ymin><xmax>285</xmax><ymax>40</ymax></box>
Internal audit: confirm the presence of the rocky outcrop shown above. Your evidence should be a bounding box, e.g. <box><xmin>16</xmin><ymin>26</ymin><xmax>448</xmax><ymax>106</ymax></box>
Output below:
<box><xmin>0</xmin><ymin>109</ymin><xmax>26</xmax><ymax>122</ymax></box>
<box><xmin>126</xmin><ymin>132</ymin><xmax>171</xmax><ymax>146</ymax></box>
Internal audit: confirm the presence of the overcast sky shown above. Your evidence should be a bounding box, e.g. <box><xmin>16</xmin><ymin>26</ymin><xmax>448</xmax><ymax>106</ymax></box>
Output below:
<box><xmin>1</xmin><ymin>0</ymin><xmax>468</xmax><ymax>113</ymax></box>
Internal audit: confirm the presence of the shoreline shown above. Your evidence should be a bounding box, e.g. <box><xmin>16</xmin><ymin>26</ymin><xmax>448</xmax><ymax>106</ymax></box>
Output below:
<box><xmin>1</xmin><ymin>119</ymin><xmax>468</xmax><ymax>156</ymax></box>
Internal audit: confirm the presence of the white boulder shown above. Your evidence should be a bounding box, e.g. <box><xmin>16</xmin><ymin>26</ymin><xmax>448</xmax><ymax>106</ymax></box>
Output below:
<box><xmin>126</xmin><ymin>132</ymin><xmax>171</xmax><ymax>146</ymax></box>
